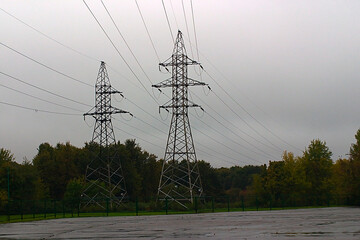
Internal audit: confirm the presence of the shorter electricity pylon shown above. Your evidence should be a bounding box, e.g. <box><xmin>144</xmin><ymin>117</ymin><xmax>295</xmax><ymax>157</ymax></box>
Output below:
<box><xmin>82</xmin><ymin>61</ymin><xmax>131</xmax><ymax>208</ymax></box>
<box><xmin>153</xmin><ymin>30</ymin><xmax>208</xmax><ymax>208</ymax></box>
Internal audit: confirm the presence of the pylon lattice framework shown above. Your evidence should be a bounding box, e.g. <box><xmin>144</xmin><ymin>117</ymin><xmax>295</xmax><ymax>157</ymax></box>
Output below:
<box><xmin>153</xmin><ymin>30</ymin><xmax>208</xmax><ymax>208</ymax></box>
<box><xmin>82</xmin><ymin>61</ymin><xmax>130</xmax><ymax>208</ymax></box>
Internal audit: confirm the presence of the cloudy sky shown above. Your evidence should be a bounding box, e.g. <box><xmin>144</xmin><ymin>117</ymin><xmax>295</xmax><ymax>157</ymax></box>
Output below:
<box><xmin>1</xmin><ymin>0</ymin><xmax>360</xmax><ymax>167</ymax></box>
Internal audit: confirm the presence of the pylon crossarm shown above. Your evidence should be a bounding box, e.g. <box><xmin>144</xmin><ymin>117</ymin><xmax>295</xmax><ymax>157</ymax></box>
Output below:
<box><xmin>84</xmin><ymin>109</ymin><xmax>130</xmax><ymax>116</ymax></box>
<box><xmin>95</xmin><ymin>90</ymin><xmax>122</xmax><ymax>95</ymax></box>
<box><xmin>159</xmin><ymin>56</ymin><xmax>173</xmax><ymax>67</ymax></box>
<box><xmin>152</xmin><ymin>78</ymin><xmax>172</xmax><ymax>88</ymax></box>
<box><xmin>187</xmin><ymin>78</ymin><xmax>207</xmax><ymax>86</ymax></box>
<box><xmin>160</xmin><ymin>54</ymin><xmax>199</xmax><ymax>66</ymax></box>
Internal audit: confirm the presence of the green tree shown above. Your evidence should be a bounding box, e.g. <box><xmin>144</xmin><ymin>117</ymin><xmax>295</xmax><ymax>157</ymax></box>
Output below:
<box><xmin>33</xmin><ymin>142</ymin><xmax>82</xmax><ymax>199</ymax></box>
<box><xmin>0</xmin><ymin>148</ymin><xmax>15</xmax><ymax>201</ymax></box>
<box><xmin>0</xmin><ymin>148</ymin><xmax>14</xmax><ymax>164</ymax></box>
<box><xmin>302</xmin><ymin>139</ymin><xmax>333</xmax><ymax>204</ymax></box>
<box><xmin>264</xmin><ymin>161</ymin><xmax>286</xmax><ymax>201</ymax></box>
<box><xmin>198</xmin><ymin>160</ymin><xmax>223</xmax><ymax>197</ymax></box>
<box><xmin>350</xmin><ymin>129</ymin><xmax>360</xmax><ymax>162</ymax></box>
<box><xmin>332</xmin><ymin>158</ymin><xmax>352</xmax><ymax>200</ymax></box>
<box><xmin>347</xmin><ymin>129</ymin><xmax>360</xmax><ymax>204</ymax></box>
<box><xmin>64</xmin><ymin>178</ymin><xmax>85</xmax><ymax>207</ymax></box>
<box><xmin>282</xmin><ymin>151</ymin><xmax>308</xmax><ymax>204</ymax></box>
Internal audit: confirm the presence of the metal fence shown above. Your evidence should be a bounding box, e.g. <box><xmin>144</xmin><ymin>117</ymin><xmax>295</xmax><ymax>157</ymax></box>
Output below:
<box><xmin>0</xmin><ymin>194</ymin><xmax>354</xmax><ymax>223</ymax></box>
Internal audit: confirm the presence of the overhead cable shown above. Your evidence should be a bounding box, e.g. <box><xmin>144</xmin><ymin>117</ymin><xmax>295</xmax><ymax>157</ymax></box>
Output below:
<box><xmin>0</xmin><ymin>7</ymin><xmax>100</xmax><ymax>63</ymax></box>
<box><xmin>161</xmin><ymin>0</ymin><xmax>175</xmax><ymax>43</ymax></box>
<box><xmin>181</xmin><ymin>0</ymin><xmax>195</xmax><ymax>60</ymax></box>
<box><xmin>0</xmin><ymin>101</ymin><xmax>81</xmax><ymax>116</ymax></box>
<box><xmin>0</xmin><ymin>41</ymin><xmax>93</xmax><ymax>88</ymax></box>
<box><xmin>190</xmin><ymin>90</ymin><xmax>279</xmax><ymax>153</ymax></box>
<box><xmin>0</xmin><ymin>82</ymin><xmax>84</xmax><ymax>112</ymax></box>
<box><xmin>101</xmin><ymin>0</ymin><xmax>158</xmax><ymax>88</ymax></box>
<box><xmin>0</xmin><ymin>71</ymin><xmax>92</xmax><ymax>107</ymax></box>
<box><xmin>134</xmin><ymin>0</ymin><xmax>161</xmax><ymax>62</ymax></box>
<box><xmin>82</xmin><ymin>0</ymin><xmax>160</xmax><ymax>106</ymax></box>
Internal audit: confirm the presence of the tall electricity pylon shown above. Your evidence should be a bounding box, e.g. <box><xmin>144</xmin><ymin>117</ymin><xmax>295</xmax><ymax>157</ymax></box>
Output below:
<box><xmin>82</xmin><ymin>61</ymin><xmax>130</xmax><ymax>208</ymax></box>
<box><xmin>153</xmin><ymin>30</ymin><xmax>207</xmax><ymax>208</ymax></box>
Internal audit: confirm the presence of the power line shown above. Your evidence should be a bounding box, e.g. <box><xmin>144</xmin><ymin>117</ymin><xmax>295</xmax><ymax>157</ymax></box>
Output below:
<box><xmin>121</xmin><ymin>101</ymin><xmax>255</xmax><ymax>166</ymax></box>
<box><xmin>190</xmin><ymin>111</ymin><xmax>277</xmax><ymax>160</ymax></box>
<box><xmin>196</xmin><ymin>148</ymin><xmax>238</xmax><ymax>166</ymax></box>
<box><xmin>0</xmin><ymin>82</ymin><xmax>84</xmax><ymax>112</ymax></box>
<box><xmin>168</xmin><ymin>0</ymin><xmax>179</xmax><ymax>30</ymax></box>
<box><xmin>205</xmin><ymin>69</ymin><xmax>299</xmax><ymax>151</ymax></box>
<box><xmin>181</xmin><ymin>0</ymin><xmax>195</xmax><ymax>60</ymax></box>
<box><xmin>161</xmin><ymin>0</ymin><xmax>175</xmax><ymax>43</ymax></box>
<box><xmin>0</xmin><ymin>71</ymin><xmax>92</xmax><ymax>108</ymax></box>
<box><xmin>0</xmin><ymin>101</ymin><xmax>81</xmax><ymax>116</ymax></box>
<box><xmin>208</xmin><ymin>82</ymin><xmax>283</xmax><ymax>152</ymax></box>
<box><xmin>177</xmin><ymin>33</ymin><xmax>299</xmax><ymax>153</ymax></box>
<box><xmin>112</xmin><ymin>117</ymin><xmax>164</xmax><ymax>142</ymax></box>
<box><xmin>101</xmin><ymin>0</ymin><xmax>158</xmax><ymax>89</ymax></box>
<box><xmin>190</xmin><ymin>0</ymin><xmax>200</xmax><ymax>61</ymax></box>
<box><xmin>134</xmin><ymin>0</ymin><xmax>161</xmax><ymax>62</ymax></box>
<box><xmin>190</xmin><ymin>111</ymin><xmax>275</xmax><ymax>159</ymax></box>
<box><xmin>82</xmin><ymin>0</ymin><xmax>160</xmax><ymax>106</ymax></box>
<box><xmin>123</xmin><ymin>96</ymin><xmax>168</xmax><ymax>127</ymax></box>
<box><xmin>115</xmin><ymin>111</ymin><xmax>244</xmax><ymax>166</ymax></box>
<box><xmin>189</xmin><ymin>90</ymin><xmax>279</xmax><ymax>153</ymax></box>
<box><xmin>113</xmin><ymin>125</ymin><xmax>163</xmax><ymax>151</ymax></box>
<box><xmin>193</xmin><ymin>45</ymin><xmax>301</xmax><ymax>152</ymax></box>
<box><xmin>196</xmin><ymin>143</ymin><xmax>248</xmax><ymax>166</ymax></box>
<box><xmin>1</xmin><ymin>4</ymin><xmax>167</xmax><ymax>114</ymax></box>
<box><xmin>192</xmin><ymin>125</ymin><xmax>263</xmax><ymax>165</ymax></box>
<box><xmin>0</xmin><ymin>7</ymin><xmax>100</xmax><ymax>63</ymax></box>
<box><xmin>1</xmin><ymin>9</ymin><xmax>168</xmax><ymax>127</ymax></box>
<box><xmin>2</xmin><ymin>2</ymin><xmax>170</xmax><ymax>136</ymax></box>
<box><xmin>133</xmin><ymin>116</ymin><xmax>168</xmax><ymax>135</ymax></box>
<box><xmin>2</xmin><ymin>38</ymin><xmax>168</xmax><ymax>137</ymax></box>
<box><xmin>0</xmin><ymin>41</ymin><xmax>93</xmax><ymax>88</ymax></box>
<box><xmin>182</xmin><ymin>34</ymin><xmax>300</xmax><ymax>152</ymax></box>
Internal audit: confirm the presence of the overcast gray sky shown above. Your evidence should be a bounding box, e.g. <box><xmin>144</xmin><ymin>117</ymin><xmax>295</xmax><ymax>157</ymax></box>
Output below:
<box><xmin>1</xmin><ymin>0</ymin><xmax>360</xmax><ymax>167</ymax></box>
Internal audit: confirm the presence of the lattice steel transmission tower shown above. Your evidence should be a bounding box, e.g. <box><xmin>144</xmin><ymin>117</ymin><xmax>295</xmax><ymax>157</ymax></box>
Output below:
<box><xmin>153</xmin><ymin>30</ymin><xmax>208</xmax><ymax>208</ymax></box>
<box><xmin>82</xmin><ymin>61</ymin><xmax>131</xmax><ymax>208</ymax></box>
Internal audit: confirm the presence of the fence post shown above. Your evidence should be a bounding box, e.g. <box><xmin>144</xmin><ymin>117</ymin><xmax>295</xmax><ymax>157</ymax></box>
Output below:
<box><xmin>33</xmin><ymin>200</ymin><xmax>36</xmax><ymax>219</ymax></box>
<box><xmin>54</xmin><ymin>200</ymin><xmax>57</xmax><ymax>218</ymax></box>
<box><xmin>44</xmin><ymin>200</ymin><xmax>47</xmax><ymax>218</ymax></box>
<box><xmin>20</xmin><ymin>200</ymin><xmax>23</xmax><ymax>220</ymax></box>
<box><xmin>269</xmin><ymin>197</ymin><xmax>272</xmax><ymax>211</ymax></box>
<box><xmin>7</xmin><ymin>167</ymin><xmax>10</xmax><ymax>200</ymax></box>
<box><xmin>135</xmin><ymin>197</ymin><xmax>139</xmax><ymax>216</ymax></box>
<box><xmin>7</xmin><ymin>200</ymin><xmax>10</xmax><ymax>222</ymax></box>
<box><xmin>165</xmin><ymin>197</ymin><xmax>168</xmax><ymax>215</ymax></box>
<box><xmin>77</xmin><ymin>203</ymin><xmax>80</xmax><ymax>217</ymax></box>
<box><xmin>211</xmin><ymin>197</ymin><xmax>215</xmax><ymax>213</ymax></box>
<box><xmin>227</xmin><ymin>196</ymin><xmax>230</xmax><ymax>212</ymax></box>
<box><xmin>240</xmin><ymin>196</ymin><xmax>244</xmax><ymax>211</ymax></box>
<box><xmin>194</xmin><ymin>196</ymin><xmax>198</xmax><ymax>214</ymax></box>
<box><xmin>106</xmin><ymin>198</ymin><xmax>109</xmax><ymax>216</ymax></box>
<box><xmin>256</xmin><ymin>195</ymin><xmax>259</xmax><ymax>211</ymax></box>
<box><xmin>62</xmin><ymin>200</ymin><xmax>65</xmax><ymax>218</ymax></box>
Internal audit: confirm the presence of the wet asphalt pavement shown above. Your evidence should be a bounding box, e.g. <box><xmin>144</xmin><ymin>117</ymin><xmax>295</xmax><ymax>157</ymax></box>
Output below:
<box><xmin>0</xmin><ymin>207</ymin><xmax>359</xmax><ymax>239</ymax></box>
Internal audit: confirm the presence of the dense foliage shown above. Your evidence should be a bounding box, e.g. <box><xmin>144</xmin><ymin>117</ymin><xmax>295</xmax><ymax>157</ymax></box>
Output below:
<box><xmin>1</xmin><ymin>130</ymin><xmax>360</xmax><ymax>205</ymax></box>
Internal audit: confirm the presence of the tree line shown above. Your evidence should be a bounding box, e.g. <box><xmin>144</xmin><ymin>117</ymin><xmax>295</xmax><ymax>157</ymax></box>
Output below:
<box><xmin>1</xmin><ymin>129</ymin><xmax>360</xmax><ymax>205</ymax></box>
